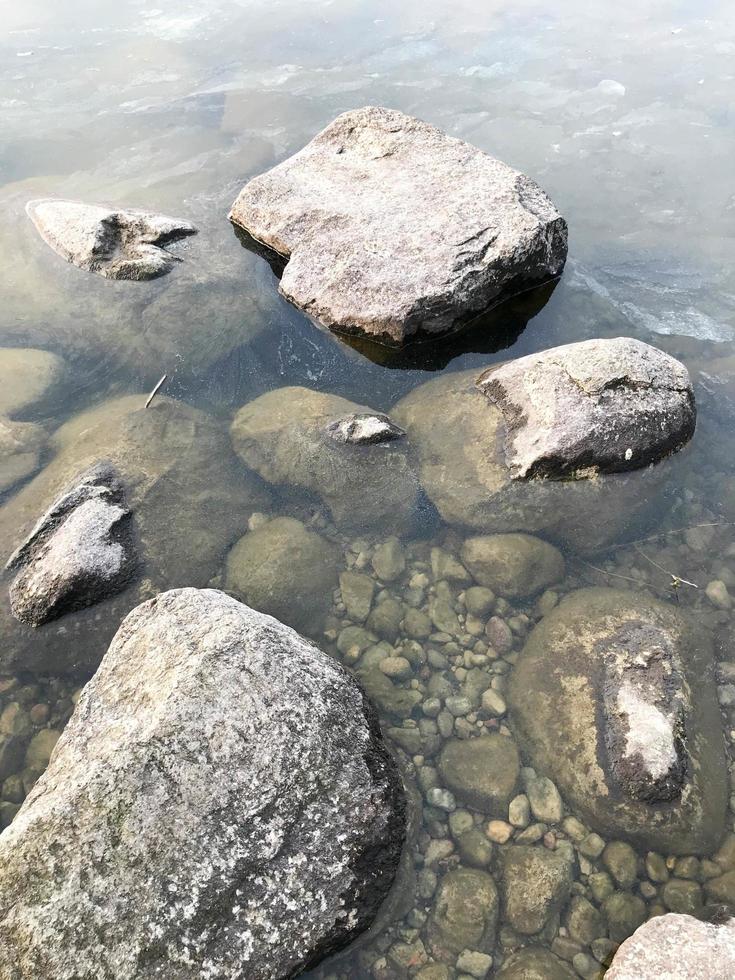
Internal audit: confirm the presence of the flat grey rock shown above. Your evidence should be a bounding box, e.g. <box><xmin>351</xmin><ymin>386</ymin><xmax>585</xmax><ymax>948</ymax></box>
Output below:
<box><xmin>476</xmin><ymin>337</ymin><xmax>695</xmax><ymax>478</ymax></box>
<box><xmin>606</xmin><ymin>913</ymin><xmax>735</xmax><ymax>979</ymax></box>
<box><xmin>27</xmin><ymin>198</ymin><xmax>196</xmax><ymax>280</ymax></box>
<box><xmin>0</xmin><ymin>588</ymin><xmax>405</xmax><ymax>980</ymax></box>
<box><xmin>6</xmin><ymin>463</ymin><xmax>135</xmax><ymax>626</ymax></box>
<box><xmin>229</xmin><ymin>106</ymin><xmax>567</xmax><ymax>345</ymax></box>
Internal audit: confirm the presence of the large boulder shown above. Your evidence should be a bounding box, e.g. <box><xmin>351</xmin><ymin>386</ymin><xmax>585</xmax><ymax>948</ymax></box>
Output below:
<box><xmin>0</xmin><ymin>396</ymin><xmax>271</xmax><ymax>674</ymax></box>
<box><xmin>26</xmin><ymin>199</ymin><xmax>196</xmax><ymax>281</ymax></box>
<box><xmin>0</xmin><ymin>348</ymin><xmax>65</xmax><ymax>418</ymax></box>
<box><xmin>0</xmin><ymin>589</ymin><xmax>405</xmax><ymax>979</ymax></box>
<box><xmin>508</xmin><ymin>588</ymin><xmax>728</xmax><ymax>853</ymax></box>
<box><xmin>476</xmin><ymin>337</ymin><xmax>695</xmax><ymax>478</ymax></box>
<box><xmin>391</xmin><ymin>345</ymin><xmax>692</xmax><ymax>552</ymax></box>
<box><xmin>6</xmin><ymin>463</ymin><xmax>136</xmax><ymax>627</ymax></box>
<box><xmin>230</xmin><ymin>386</ymin><xmax>421</xmax><ymax>534</ymax></box>
<box><xmin>229</xmin><ymin>106</ymin><xmax>567</xmax><ymax>345</ymax></box>
<box><xmin>225</xmin><ymin>516</ymin><xmax>340</xmax><ymax>636</ymax></box>
<box><xmin>606</xmin><ymin>913</ymin><xmax>735</xmax><ymax>979</ymax></box>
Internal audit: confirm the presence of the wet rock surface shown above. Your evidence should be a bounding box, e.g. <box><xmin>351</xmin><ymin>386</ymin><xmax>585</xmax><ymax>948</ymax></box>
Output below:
<box><xmin>6</xmin><ymin>463</ymin><xmax>136</xmax><ymax>627</ymax></box>
<box><xmin>229</xmin><ymin>106</ymin><xmax>567</xmax><ymax>345</ymax></box>
<box><xmin>508</xmin><ymin>587</ymin><xmax>727</xmax><ymax>853</ymax></box>
<box><xmin>496</xmin><ymin>947</ymin><xmax>577</xmax><ymax>979</ymax></box>
<box><xmin>225</xmin><ymin>516</ymin><xmax>340</xmax><ymax>636</ymax></box>
<box><xmin>0</xmin><ymin>348</ymin><xmax>65</xmax><ymax>418</ymax></box>
<box><xmin>476</xmin><ymin>338</ymin><xmax>695</xmax><ymax>479</ymax></box>
<box><xmin>392</xmin><ymin>367</ymin><xmax>668</xmax><ymax>552</ymax></box>
<box><xmin>26</xmin><ymin>198</ymin><xmax>197</xmax><ymax>281</ymax></box>
<box><xmin>605</xmin><ymin>912</ymin><xmax>735</xmax><ymax>979</ymax></box>
<box><xmin>230</xmin><ymin>386</ymin><xmax>421</xmax><ymax>534</ymax></box>
<box><xmin>0</xmin><ymin>396</ymin><xmax>270</xmax><ymax>673</ymax></box>
<box><xmin>460</xmin><ymin>534</ymin><xmax>564</xmax><ymax>599</ymax></box>
<box><xmin>500</xmin><ymin>844</ymin><xmax>573</xmax><ymax>935</ymax></box>
<box><xmin>0</xmin><ymin>589</ymin><xmax>406</xmax><ymax>980</ymax></box>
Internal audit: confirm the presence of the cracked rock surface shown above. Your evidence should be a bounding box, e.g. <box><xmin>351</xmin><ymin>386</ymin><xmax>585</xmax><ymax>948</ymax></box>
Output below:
<box><xmin>476</xmin><ymin>337</ymin><xmax>695</xmax><ymax>479</ymax></box>
<box><xmin>27</xmin><ymin>199</ymin><xmax>196</xmax><ymax>281</ymax></box>
<box><xmin>508</xmin><ymin>587</ymin><xmax>727</xmax><ymax>853</ymax></box>
<box><xmin>6</xmin><ymin>462</ymin><xmax>136</xmax><ymax>627</ymax></box>
<box><xmin>229</xmin><ymin>106</ymin><xmax>567</xmax><ymax>344</ymax></box>
<box><xmin>0</xmin><ymin>588</ymin><xmax>405</xmax><ymax>980</ymax></box>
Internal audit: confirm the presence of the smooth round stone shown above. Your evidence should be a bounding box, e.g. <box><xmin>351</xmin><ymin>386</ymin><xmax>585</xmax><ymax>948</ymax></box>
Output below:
<box><xmin>661</xmin><ymin>879</ymin><xmax>703</xmax><ymax>914</ymax></box>
<box><xmin>457</xmin><ymin>827</ymin><xmax>495</xmax><ymax>869</ymax></box>
<box><xmin>372</xmin><ymin>538</ymin><xmax>406</xmax><ymax>582</ymax></box>
<box><xmin>426</xmin><ymin>868</ymin><xmax>498</xmax><ymax>960</ymax></box>
<box><xmin>481</xmin><ymin>689</ymin><xmax>507</xmax><ymax>717</ymax></box>
<box><xmin>496</xmin><ymin>948</ymin><xmax>577</xmax><ymax>979</ymax></box>
<box><xmin>380</xmin><ymin>656</ymin><xmax>412</xmax><ymax>680</ymax></box>
<box><xmin>427</xmin><ymin>788</ymin><xmax>457</xmax><ymax>813</ymax></box>
<box><xmin>508</xmin><ymin>794</ymin><xmax>531</xmax><ymax>829</ymax></box>
<box><xmin>603</xmin><ymin>841</ymin><xmax>639</xmax><ymax>889</ymax></box>
<box><xmin>461</xmin><ymin>533</ymin><xmax>565</xmax><ymax>599</ymax></box>
<box><xmin>438</xmin><ymin>736</ymin><xmax>520</xmax><ymax>814</ymax></box>
<box><xmin>603</xmin><ymin>892</ymin><xmax>647</xmax><ymax>943</ymax></box>
<box><xmin>465</xmin><ymin>587</ymin><xmax>496</xmax><ymax>618</ymax></box>
<box><xmin>486</xmin><ymin>820</ymin><xmax>514</xmax><ymax>844</ymax></box>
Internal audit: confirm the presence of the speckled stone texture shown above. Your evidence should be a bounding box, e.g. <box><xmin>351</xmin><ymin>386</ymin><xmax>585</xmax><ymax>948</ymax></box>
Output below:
<box><xmin>229</xmin><ymin>106</ymin><xmax>567</xmax><ymax>344</ymax></box>
<box><xmin>0</xmin><ymin>589</ymin><xmax>405</xmax><ymax>980</ymax></box>
<box><xmin>476</xmin><ymin>337</ymin><xmax>695</xmax><ymax>478</ymax></box>
<box><xmin>27</xmin><ymin>199</ymin><xmax>196</xmax><ymax>280</ymax></box>
<box><xmin>6</xmin><ymin>462</ymin><xmax>135</xmax><ymax>627</ymax></box>
<box><xmin>606</xmin><ymin>913</ymin><xmax>735</xmax><ymax>979</ymax></box>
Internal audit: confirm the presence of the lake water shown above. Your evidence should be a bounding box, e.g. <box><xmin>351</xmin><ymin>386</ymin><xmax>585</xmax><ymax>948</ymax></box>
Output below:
<box><xmin>1</xmin><ymin>0</ymin><xmax>735</xmax><ymax>977</ymax></box>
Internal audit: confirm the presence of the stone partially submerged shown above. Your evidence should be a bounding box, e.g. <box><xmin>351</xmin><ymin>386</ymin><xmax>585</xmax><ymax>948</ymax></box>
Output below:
<box><xmin>606</xmin><ymin>913</ymin><xmax>735</xmax><ymax>979</ymax></box>
<box><xmin>0</xmin><ymin>589</ymin><xmax>405</xmax><ymax>979</ymax></box>
<box><xmin>392</xmin><ymin>339</ymin><xmax>694</xmax><ymax>551</ymax></box>
<box><xmin>229</xmin><ymin>106</ymin><xmax>567</xmax><ymax>345</ymax></box>
<box><xmin>508</xmin><ymin>588</ymin><xmax>727</xmax><ymax>853</ymax></box>
<box><xmin>6</xmin><ymin>463</ymin><xmax>136</xmax><ymax>627</ymax></box>
<box><xmin>230</xmin><ymin>386</ymin><xmax>421</xmax><ymax>535</ymax></box>
<box><xmin>476</xmin><ymin>337</ymin><xmax>695</xmax><ymax>479</ymax></box>
<box><xmin>26</xmin><ymin>199</ymin><xmax>197</xmax><ymax>281</ymax></box>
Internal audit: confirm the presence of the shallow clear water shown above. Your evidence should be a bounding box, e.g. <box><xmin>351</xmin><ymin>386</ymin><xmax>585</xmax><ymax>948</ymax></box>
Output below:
<box><xmin>1</xmin><ymin>0</ymin><xmax>735</xmax><ymax>977</ymax></box>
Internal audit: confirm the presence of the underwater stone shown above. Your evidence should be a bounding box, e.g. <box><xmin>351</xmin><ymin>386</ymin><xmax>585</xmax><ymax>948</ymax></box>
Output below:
<box><xmin>476</xmin><ymin>337</ymin><xmax>695</xmax><ymax>479</ymax></box>
<box><xmin>508</xmin><ymin>588</ymin><xmax>727</xmax><ymax>853</ymax></box>
<box><xmin>496</xmin><ymin>948</ymin><xmax>577</xmax><ymax>980</ymax></box>
<box><xmin>229</xmin><ymin>106</ymin><xmax>567</xmax><ymax>345</ymax></box>
<box><xmin>437</xmin><ymin>735</ymin><xmax>519</xmax><ymax>814</ymax></box>
<box><xmin>461</xmin><ymin>533</ymin><xmax>564</xmax><ymax>599</ymax></box>
<box><xmin>606</xmin><ymin>913</ymin><xmax>735</xmax><ymax>979</ymax></box>
<box><xmin>27</xmin><ymin>198</ymin><xmax>196</xmax><ymax>280</ymax></box>
<box><xmin>500</xmin><ymin>844</ymin><xmax>573</xmax><ymax>935</ymax></box>
<box><xmin>231</xmin><ymin>387</ymin><xmax>420</xmax><ymax>535</ymax></box>
<box><xmin>6</xmin><ymin>463</ymin><xmax>135</xmax><ymax>627</ymax></box>
<box><xmin>225</xmin><ymin>517</ymin><xmax>340</xmax><ymax>637</ymax></box>
<box><xmin>0</xmin><ymin>589</ymin><xmax>405</xmax><ymax>980</ymax></box>
<box><xmin>0</xmin><ymin>419</ymin><xmax>47</xmax><ymax>493</ymax></box>
<box><xmin>427</xmin><ymin>868</ymin><xmax>499</xmax><ymax>960</ymax></box>
<box><xmin>0</xmin><ymin>349</ymin><xmax>65</xmax><ymax>418</ymax></box>
<box><xmin>326</xmin><ymin>413</ymin><xmax>405</xmax><ymax>445</ymax></box>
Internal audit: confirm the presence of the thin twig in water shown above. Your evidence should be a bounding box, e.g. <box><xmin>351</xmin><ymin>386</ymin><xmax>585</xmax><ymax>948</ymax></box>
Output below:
<box><xmin>633</xmin><ymin>547</ymin><xmax>699</xmax><ymax>589</ymax></box>
<box><xmin>145</xmin><ymin>374</ymin><xmax>168</xmax><ymax>408</ymax></box>
<box><xmin>605</xmin><ymin>522</ymin><xmax>735</xmax><ymax>553</ymax></box>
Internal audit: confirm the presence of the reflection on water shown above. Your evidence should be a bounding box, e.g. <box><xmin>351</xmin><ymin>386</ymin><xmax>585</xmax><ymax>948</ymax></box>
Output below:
<box><xmin>1</xmin><ymin>0</ymin><xmax>735</xmax><ymax>977</ymax></box>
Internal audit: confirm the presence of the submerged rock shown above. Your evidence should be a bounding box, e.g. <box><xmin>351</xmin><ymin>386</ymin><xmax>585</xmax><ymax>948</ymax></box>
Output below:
<box><xmin>0</xmin><ymin>589</ymin><xmax>405</xmax><ymax>979</ymax></box>
<box><xmin>0</xmin><ymin>419</ymin><xmax>46</xmax><ymax>493</ymax></box>
<box><xmin>427</xmin><ymin>867</ymin><xmax>498</xmax><ymax>960</ymax></box>
<box><xmin>230</xmin><ymin>386</ymin><xmax>420</xmax><ymax>534</ymax></box>
<box><xmin>326</xmin><ymin>412</ymin><xmax>405</xmax><ymax>445</ymax></box>
<box><xmin>26</xmin><ymin>198</ymin><xmax>196</xmax><ymax>281</ymax></box>
<box><xmin>500</xmin><ymin>844</ymin><xmax>573</xmax><ymax>935</ymax></box>
<box><xmin>0</xmin><ymin>348</ymin><xmax>65</xmax><ymax>418</ymax></box>
<box><xmin>496</xmin><ymin>948</ymin><xmax>577</xmax><ymax>979</ymax></box>
<box><xmin>460</xmin><ymin>533</ymin><xmax>564</xmax><ymax>598</ymax></box>
<box><xmin>6</xmin><ymin>463</ymin><xmax>135</xmax><ymax>627</ymax></box>
<box><xmin>225</xmin><ymin>516</ymin><xmax>340</xmax><ymax>636</ymax></box>
<box><xmin>606</xmin><ymin>913</ymin><xmax>735</xmax><ymax>979</ymax></box>
<box><xmin>229</xmin><ymin>106</ymin><xmax>567</xmax><ymax>345</ymax></box>
<box><xmin>437</xmin><ymin>734</ymin><xmax>519</xmax><ymax>814</ymax></box>
<box><xmin>392</xmin><ymin>356</ymin><xmax>687</xmax><ymax>552</ymax></box>
<box><xmin>476</xmin><ymin>337</ymin><xmax>695</xmax><ymax>479</ymax></box>
<box><xmin>508</xmin><ymin>588</ymin><xmax>727</xmax><ymax>853</ymax></box>
<box><xmin>0</xmin><ymin>396</ymin><xmax>270</xmax><ymax>674</ymax></box>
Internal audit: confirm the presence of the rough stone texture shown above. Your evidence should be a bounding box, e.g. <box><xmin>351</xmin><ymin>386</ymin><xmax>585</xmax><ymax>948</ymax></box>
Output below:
<box><xmin>229</xmin><ymin>106</ymin><xmax>567</xmax><ymax>345</ymax></box>
<box><xmin>0</xmin><ymin>349</ymin><xmax>65</xmax><ymax>418</ymax></box>
<box><xmin>230</xmin><ymin>387</ymin><xmax>420</xmax><ymax>534</ymax></box>
<box><xmin>606</xmin><ymin>913</ymin><xmax>735</xmax><ymax>979</ymax></box>
<box><xmin>6</xmin><ymin>463</ymin><xmax>135</xmax><ymax>627</ymax></box>
<box><xmin>326</xmin><ymin>413</ymin><xmax>405</xmax><ymax>445</ymax></box>
<box><xmin>0</xmin><ymin>396</ymin><xmax>270</xmax><ymax>674</ymax></box>
<box><xmin>0</xmin><ymin>418</ymin><xmax>47</xmax><ymax>492</ymax></box>
<box><xmin>392</xmin><ymin>367</ymin><xmax>671</xmax><ymax>553</ymax></box>
<box><xmin>476</xmin><ymin>337</ymin><xmax>695</xmax><ymax>479</ymax></box>
<box><xmin>437</xmin><ymin>735</ymin><xmax>519</xmax><ymax>814</ymax></box>
<box><xmin>496</xmin><ymin>948</ymin><xmax>577</xmax><ymax>980</ymax></box>
<box><xmin>0</xmin><ymin>589</ymin><xmax>405</xmax><ymax>980</ymax></box>
<box><xmin>26</xmin><ymin>199</ymin><xmax>196</xmax><ymax>281</ymax></box>
<box><xmin>500</xmin><ymin>845</ymin><xmax>573</xmax><ymax>935</ymax></box>
<box><xmin>225</xmin><ymin>517</ymin><xmax>340</xmax><ymax>636</ymax></box>
<box><xmin>426</xmin><ymin>868</ymin><xmax>498</xmax><ymax>961</ymax></box>
<box><xmin>508</xmin><ymin>588</ymin><xmax>727</xmax><ymax>853</ymax></box>
<box><xmin>461</xmin><ymin>533</ymin><xmax>564</xmax><ymax>598</ymax></box>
